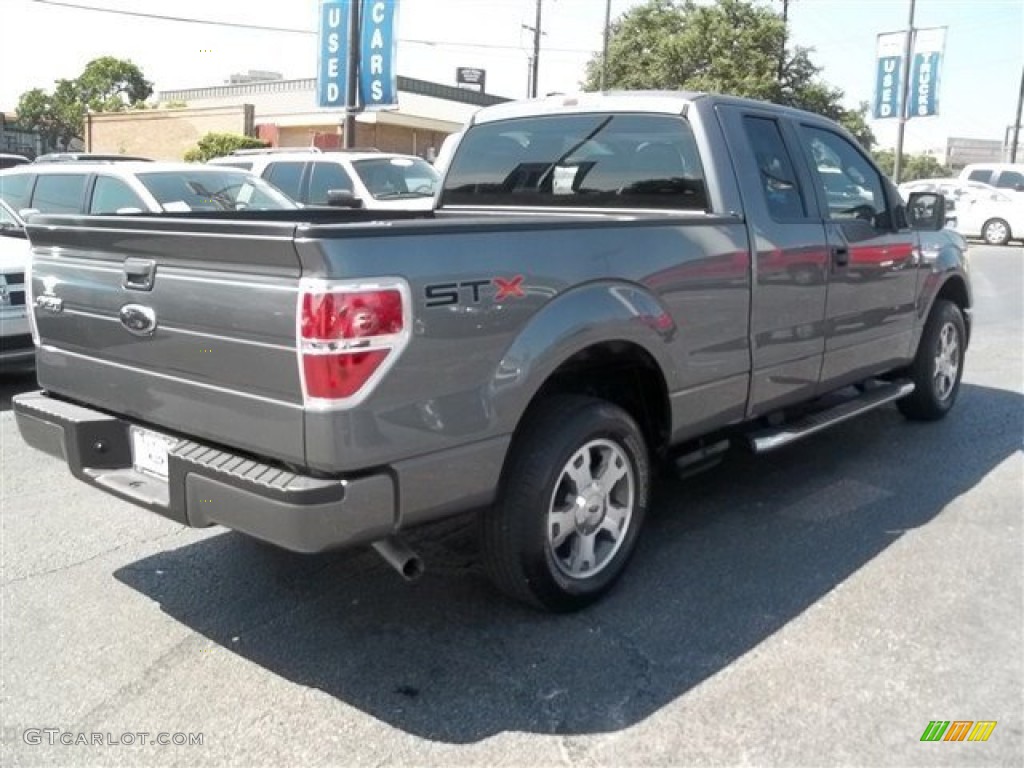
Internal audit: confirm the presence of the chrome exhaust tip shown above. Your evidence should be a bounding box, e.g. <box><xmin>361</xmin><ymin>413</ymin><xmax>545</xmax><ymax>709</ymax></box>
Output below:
<box><xmin>371</xmin><ymin>536</ymin><xmax>424</xmax><ymax>581</ymax></box>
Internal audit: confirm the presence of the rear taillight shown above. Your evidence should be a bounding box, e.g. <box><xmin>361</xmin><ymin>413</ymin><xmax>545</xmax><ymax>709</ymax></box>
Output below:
<box><xmin>297</xmin><ymin>279</ymin><xmax>410</xmax><ymax>406</ymax></box>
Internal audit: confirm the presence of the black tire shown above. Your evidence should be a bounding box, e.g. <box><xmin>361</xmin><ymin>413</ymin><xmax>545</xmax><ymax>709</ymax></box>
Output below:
<box><xmin>982</xmin><ymin>218</ymin><xmax>1011</xmax><ymax>246</ymax></box>
<box><xmin>897</xmin><ymin>300</ymin><xmax>967</xmax><ymax>421</ymax></box>
<box><xmin>480</xmin><ymin>395</ymin><xmax>650</xmax><ymax>612</ymax></box>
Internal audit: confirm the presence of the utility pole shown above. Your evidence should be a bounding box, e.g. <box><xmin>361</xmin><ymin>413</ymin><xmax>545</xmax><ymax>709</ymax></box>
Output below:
<box><xmin>1011</xmin><ymin>65</ymin><xmax>1024</xmax><ymax>162</ymax></box>
<box><xmin>777</xmin><ymin>0</ymin><xmax>789</xmax><ymax>84</ymax></box>
<box><xmin>893</xmin><ymin>0</ymin><xmax>916</xmax><ymax>184</ymax></box>
<box><xmin>343</xmin><ymin>0</ymin><xmax>361</xmax><ymax>149</ymax></box>
<box><xmin>600</xmin><ymin>0</ymin><xmax>612</xmax><ymax>91</ymax></box>
<box><xmin>530</xmin><ymin>0</ymin><xmax>543</xmax><ymax>97</ymax></box>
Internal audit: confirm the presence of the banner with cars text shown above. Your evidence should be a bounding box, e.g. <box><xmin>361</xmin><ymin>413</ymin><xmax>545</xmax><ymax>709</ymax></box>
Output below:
<box><xmin>359</xmin><ymin>0</ymin><xmax>399</xmax><ymax>111</ymax></box>
<box><xmin>872</xmin><ymin>32</ymin><xmax>905</xmax><ymax>119</ymax></box>
<box><xmin>317</xmin><ymin>0</ymin><xmax>399</xmax><ymax>111</ymax></box>
<box><xmin>908</xmin><ymin>27</ymin><xmax>946</xmax><ymax>118</ymax></box>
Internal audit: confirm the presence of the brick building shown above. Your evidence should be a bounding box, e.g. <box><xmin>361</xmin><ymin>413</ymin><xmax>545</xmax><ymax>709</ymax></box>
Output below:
<box><xmin>85</xmin><ymin>75</ymin><xmax>509</xmax><ymax>161</ymax></box>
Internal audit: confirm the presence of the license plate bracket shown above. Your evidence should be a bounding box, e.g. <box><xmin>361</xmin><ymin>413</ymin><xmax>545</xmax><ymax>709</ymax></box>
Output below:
<box><xmin>129</xmin><ymin>426</ymin><xmax>179</xmax><ymax>481</ymax></box>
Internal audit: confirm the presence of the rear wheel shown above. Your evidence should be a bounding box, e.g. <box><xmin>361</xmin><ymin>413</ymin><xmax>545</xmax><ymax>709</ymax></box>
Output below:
<box><xmin>897</xmin><ymin>299</ymin><xmax>966</xmax><ymax>421</ymax></box>
<box><xmin>480</xmin><ymin>395</ymin><xmax>650</xmax><ymax>612</ymax></box>
<box><xmin>982</xmin><ymin>218</ymin><xmax>1011</xmax><ymax>246</ymax></box>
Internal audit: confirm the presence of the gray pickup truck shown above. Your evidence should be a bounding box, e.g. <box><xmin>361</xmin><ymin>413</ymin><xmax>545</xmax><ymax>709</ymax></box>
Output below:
<box><xmin>13</xmin><ymin>92</ymin><xmax>970</xmax><ymax>612</ymax></box>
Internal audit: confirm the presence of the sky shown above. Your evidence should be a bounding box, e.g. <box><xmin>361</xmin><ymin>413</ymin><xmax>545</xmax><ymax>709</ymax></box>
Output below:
<box><xmin>0</xmin><ymin>0</ymin><xmax>1021</xmax><ymax>152</ymax></box>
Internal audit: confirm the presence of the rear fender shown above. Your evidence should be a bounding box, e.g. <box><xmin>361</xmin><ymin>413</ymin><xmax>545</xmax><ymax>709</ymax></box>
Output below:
<box><xmin>487</xmin><ymin>280</ymin><xmax>679</xmax><ymax>431</ymax></box>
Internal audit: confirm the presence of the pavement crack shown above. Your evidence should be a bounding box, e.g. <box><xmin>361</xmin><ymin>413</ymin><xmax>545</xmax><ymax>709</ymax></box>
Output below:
<box><xmin>1</xmin><ymin>527</ymin><xmax>189</xmax><ymax>587</ymax></box>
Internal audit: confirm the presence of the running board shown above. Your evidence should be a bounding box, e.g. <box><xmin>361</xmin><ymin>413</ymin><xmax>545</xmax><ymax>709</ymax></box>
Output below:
<box><xmin>747</xmin><ymin>380</ymin><xmax>915</xmax><ymax>454</ymax></box>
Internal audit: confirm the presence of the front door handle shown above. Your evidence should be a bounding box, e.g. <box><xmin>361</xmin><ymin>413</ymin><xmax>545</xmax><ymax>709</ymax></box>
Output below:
<box><xmin>832</xmin><ymin>245</ymin><xmax>849</xmax><ymax>267</ymax></box>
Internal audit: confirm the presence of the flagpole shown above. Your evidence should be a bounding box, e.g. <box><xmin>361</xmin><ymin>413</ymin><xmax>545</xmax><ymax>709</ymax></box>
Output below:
<box><xmin>343</xmin><ymin>0</ymin><xmax>361</xmax><ymax>149</ymax></box>
<box><xmin>893</xmin><ymin>0</ymin><xmax>916</xmax><ymax>184</ymax></box>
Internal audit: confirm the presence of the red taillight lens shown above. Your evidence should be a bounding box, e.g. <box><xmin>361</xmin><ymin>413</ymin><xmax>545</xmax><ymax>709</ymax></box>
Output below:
<box><xmin>302</xmin><ymin>350</ymin><xmax>390</xmax><ymax>399</ymax></box>
<box><xmin>298</xmin><ymin>284</ymin><xmax>408</xmax><ymax>404</ymax></box>
<box><xmin>301</xmin><ymin>290</ymin><xmax>403</xmax><ymax>340</ymax></box>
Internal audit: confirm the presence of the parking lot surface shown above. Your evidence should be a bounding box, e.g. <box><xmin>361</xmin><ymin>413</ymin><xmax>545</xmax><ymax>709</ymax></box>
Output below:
<box><xmin>1</xmin><ymin>244</ymin><xmax>1021</xmax><ymax>767</ymax></box>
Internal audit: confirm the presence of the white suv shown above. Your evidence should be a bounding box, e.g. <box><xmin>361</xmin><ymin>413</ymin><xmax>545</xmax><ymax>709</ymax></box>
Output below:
<box><xmin>0</xmin><ymin>199</ymin><xmax>32</xmax><ymax>370</ymax></box>
<box><xmin>0</xmin><ymin>161</ymin><xmax>296</xmax><ymax>219</ymax></box>
<box><xmin>206</xmin><ymin>148</ymin><xmax>440</xmax><ymax>211</ymax></box>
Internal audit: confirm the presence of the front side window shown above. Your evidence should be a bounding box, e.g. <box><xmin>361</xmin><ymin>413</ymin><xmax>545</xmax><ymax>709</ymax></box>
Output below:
<box><xmin>31</xmin><ymin>174</ymin><xmax>87</xmax><ymax>213</ymax></box>
<box><xmin>307</xmin><ymin>162</ymin><xmax>354</xmax><ymax>205</ymax></box>
<box><xmin>90</xmin><ymin>176</ymin><xmax>146</xmax><ymax>214</ymax></box>
<box><xmin>135</xmin><ymin>170</ymin><xmax>297</xmax><ymax>211</ymax></box>
<box><xmin>351</xmin><ymin>157</ymin><xmax>439</xmax><ymax>200</ymax></box>
<box><xmin>967</xmin><ymin>169</ymin><xmax>993</xmax><ymax>184</ymax></box>
<box><xmin>441</xmin><ymin>113</ymin><xmax>708</xmax><ymax>210</ymax></box>
<box><xmin>995</xmin><ymin>170</ymin><xmax>1024</xmax><ymax>190</ymax></box>
<box><xmin>799</xmin><ymin>126</ymin><xmax>885</xmax><ymax>221</ymax></box>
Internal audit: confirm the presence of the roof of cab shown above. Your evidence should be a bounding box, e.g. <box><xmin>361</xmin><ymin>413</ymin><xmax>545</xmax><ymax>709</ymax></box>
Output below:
<box><xmin>467</xmin><ymin>89</ymin><xmax>842</xmax><ymax>128</ymax></box>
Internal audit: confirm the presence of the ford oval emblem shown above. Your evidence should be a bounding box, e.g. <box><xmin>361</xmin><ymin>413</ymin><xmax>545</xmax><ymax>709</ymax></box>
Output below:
<box><xmin>119</xmin><ymin>304</ymin><xmax>157</xmax><ymax>336</ymax></box>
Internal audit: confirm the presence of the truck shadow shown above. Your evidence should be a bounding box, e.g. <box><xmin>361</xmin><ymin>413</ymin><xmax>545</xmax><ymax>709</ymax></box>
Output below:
<box><xmin>114</xmin><ymin>382</ymin><xmax>1022</xmax><ymax>743</ymax></box>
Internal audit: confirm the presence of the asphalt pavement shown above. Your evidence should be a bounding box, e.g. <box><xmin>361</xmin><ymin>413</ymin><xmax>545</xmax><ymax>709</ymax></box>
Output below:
<box><xmin>1</xmin><ymin>244</ymin><xmax>1021</xmax><ymax>767</ymax></box>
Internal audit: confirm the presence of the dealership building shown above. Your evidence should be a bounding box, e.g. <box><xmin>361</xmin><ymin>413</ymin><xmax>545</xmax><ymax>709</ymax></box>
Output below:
<box><xmin>85</xmin><ymin>73</ymin><xmax>509</xmax><ymax>161</ymax></box>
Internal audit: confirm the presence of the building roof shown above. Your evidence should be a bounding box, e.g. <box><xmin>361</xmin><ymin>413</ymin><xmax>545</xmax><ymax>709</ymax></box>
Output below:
<box><xmin>159</xmin><ymin>75</ymin><xmax>511</xmax><ymax>108</ymax></box>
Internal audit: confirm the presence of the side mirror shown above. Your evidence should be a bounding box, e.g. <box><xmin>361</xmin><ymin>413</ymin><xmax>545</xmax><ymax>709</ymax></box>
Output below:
<box><xmin>325</xmin><ymin>189</ymin><xmax>363</xmax><ymax>208</ymax></box>
<box><xmin>18</xmin><ymin>208</ymin><xmax>40</xmax><ymax>220</ymax></box>
<box><xmin>115</xmin><ymin>207</ymin><xmax>144</xmax><ymax>215</ymax></box>
<box><xmin>906</xmin><ymin>191</ymin><xmax>946</xmax><ymax>231</ymax></box>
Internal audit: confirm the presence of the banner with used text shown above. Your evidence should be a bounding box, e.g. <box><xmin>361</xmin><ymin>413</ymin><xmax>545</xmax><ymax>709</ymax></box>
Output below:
<box><xmin>872</xmin><ymin>31</ymin><xmax>905</xmax><ymax>119</ymax></box>
<box><xmin>317</xmin><ymin>0</ymin><xmax>352</xmax><ymax>108</ymax></box>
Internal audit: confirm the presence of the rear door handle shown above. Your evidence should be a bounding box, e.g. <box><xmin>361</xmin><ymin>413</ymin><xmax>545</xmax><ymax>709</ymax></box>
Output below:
<box><xmin>123</xmin><ymin>258</ymin><xmax>156</xmax><ymax>291</ymax></box>
<box><xmin>832</xmin><ymin>246</ymin><xmax>849</xmax><ymax>267</ymax></box>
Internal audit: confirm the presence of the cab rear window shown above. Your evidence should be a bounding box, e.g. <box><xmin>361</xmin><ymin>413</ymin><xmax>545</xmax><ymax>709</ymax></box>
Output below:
<box><xmin>440</xmin><ymin>113</ymin><xmax>708</xmax><ymax>211</ymax></box>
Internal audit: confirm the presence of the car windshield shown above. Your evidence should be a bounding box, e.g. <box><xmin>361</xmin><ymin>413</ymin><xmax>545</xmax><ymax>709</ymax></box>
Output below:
<box><xmin>350</xmin><ymin>157</ymin><xmax>439</xmax><ymax>200</ymax></box>
<box><xmin>136</xmin><ymin>170</ymin><xmax>297</xmax><ymax>211</ymax></box>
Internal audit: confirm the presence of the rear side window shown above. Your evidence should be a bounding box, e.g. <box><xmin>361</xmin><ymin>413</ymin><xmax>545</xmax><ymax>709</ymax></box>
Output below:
<box><xmin>967</xmin><ymin>169</ymin><xmax>993</xmax><ymax>183</ymax></box>
<box><xmin>742</xmin><ymin>116</ymin><xmax>806</xmax><ymax>220</ymax></box>
<box><xmin>441</xmin><ymin>113</ymin><xmax>708</xmax><ymax>210</ymax></box>
<box><xmin>89</xmin><ymin>176</ymin><xmax>146</xmax><ymax>214</ymax></box>
<box><xmin>0</xmin><ymin>173</ymin><xmax>34</xmax><ymax>210</ymax></box>
<box><xmin>262</xmin><ymin>162</ymin><xmax>305</xmax><ymax>200</ymax></box>
<box><xmin>31</xmin><ymin>174</ymin><xmax>87</xmax><ymax>213</ymax></box>
<box><xmin>308</xmin><ymin>162</ymin><xmax>354</xmax><ymax>204</ymax></box>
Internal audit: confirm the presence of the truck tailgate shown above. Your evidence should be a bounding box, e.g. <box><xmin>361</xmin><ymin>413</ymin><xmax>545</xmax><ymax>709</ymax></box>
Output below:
<box><xmin>26</xmin><ymin>215</ymin><xmax>306</xmax><ymax>467</ymax></box>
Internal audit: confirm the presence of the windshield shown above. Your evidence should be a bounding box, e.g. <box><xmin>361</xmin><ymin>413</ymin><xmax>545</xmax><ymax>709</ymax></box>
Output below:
<box><xmin>136</xmin><ymin>170</ymin><xmax>297</xmax><ymax>211</ymax></box>
<box><xmin>350</xmin><ymin>157</ymin><xmax>439</xmax><ymax>200</ymax></box>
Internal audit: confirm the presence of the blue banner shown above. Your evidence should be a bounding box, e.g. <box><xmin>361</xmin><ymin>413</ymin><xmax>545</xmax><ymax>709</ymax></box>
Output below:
<box><xmin>317</xmin><ymin>0</ymin><xmax>352</xmax><ymax>108</ymax></box>
<box><xmin>358</xmin><ymin>0</ymin><xmax>399</xmax><ymax>111</ymax></box>
<box><xmin>907</xmin><ymin>28</ymin><xmax>945</xmax><ymax>118</ymax></box>
<box><xmin>872</xmin><ymin>32</ymin><xmax>905</xmax><ymax>120</ymax></box>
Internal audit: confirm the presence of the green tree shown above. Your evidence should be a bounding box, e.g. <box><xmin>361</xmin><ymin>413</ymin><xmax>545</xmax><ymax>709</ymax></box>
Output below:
<box><xmin>15</xmin><ymin>81</ymin><xmax>83</xmax><ymax>151</ymax></box>
<box><xmin>183</xmin><ymin>132</ymin><xmax>268</xmax><ymax>162</ymax></box>
<box><xmin>14</xmin><ymin>57</ymin><xmax>153</xmax><ymax>151</ymax></box>
<box><xmin>76</xmin><ymin>56</ymin><xmax>153</xmax><ymax>112</ymax></box>
<box><xmin>871</xmin><ymin>150</ymin><xmax>950</xmax><ymax>181</ymax></box>
<box><xmin>584</xmin><ymin>0</ymin><xmax>875</xmax><ymax>149</ymax></box>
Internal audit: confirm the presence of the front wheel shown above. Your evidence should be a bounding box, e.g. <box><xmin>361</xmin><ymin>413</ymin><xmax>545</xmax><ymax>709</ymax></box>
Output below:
<box><xmin>897</xmin><ymin>299</ymin><xmax>967</xmax><ymax>421</ymax></box>
<box><xmin>982</xmin><ymin>218</ymin><xmax>1011</xmax><ymax>246</ymax></box>
<box><xmin>480</xmin><ymin>395</ymin><xmax>650</xmax><ymax>612</ymax></box>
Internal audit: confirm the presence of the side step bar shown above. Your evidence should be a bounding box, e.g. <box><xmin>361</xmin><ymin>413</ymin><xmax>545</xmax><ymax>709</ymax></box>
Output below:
<box><xmin>747</xmin><ymin>380</ymin><xmax>915</xmax><ymax>454</ymax></box>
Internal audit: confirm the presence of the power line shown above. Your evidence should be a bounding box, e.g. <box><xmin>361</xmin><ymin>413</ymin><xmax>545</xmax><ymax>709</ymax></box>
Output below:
<box><xmin>28</xmin><ymin>0</ymin><xmax>601</xmax><ymax>53</ymax></box>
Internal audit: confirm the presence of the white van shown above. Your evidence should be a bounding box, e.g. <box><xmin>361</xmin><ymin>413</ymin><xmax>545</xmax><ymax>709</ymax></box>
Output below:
<box><xmin>958</xmin><ymin>163</ymin><xmax>1024</xmax><ymax>195</ymax></box>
